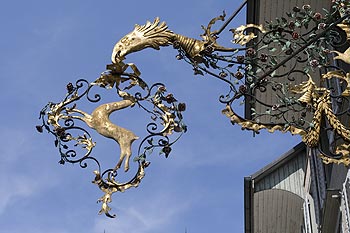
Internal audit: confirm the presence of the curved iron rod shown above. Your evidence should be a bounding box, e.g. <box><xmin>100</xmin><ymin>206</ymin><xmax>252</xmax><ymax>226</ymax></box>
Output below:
<box><xmin>258</xmin><ymin>13</ymin><xmax>350</xmax><ymax>82</ymax></box>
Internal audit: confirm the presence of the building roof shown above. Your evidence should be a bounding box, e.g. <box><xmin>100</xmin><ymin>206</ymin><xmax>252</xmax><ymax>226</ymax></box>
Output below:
<box><xmin>250</xmin><ymin>142</ymin><xmax>306</xmax><ymax>182</ymax></box>
<box><xmin>244</xmin><ymin>142</ymin><xmax>307</xmax><ymax>233</ymax></box>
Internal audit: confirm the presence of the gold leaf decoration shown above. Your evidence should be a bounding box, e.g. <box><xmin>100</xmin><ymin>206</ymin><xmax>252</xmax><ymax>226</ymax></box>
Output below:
<box><xmin>322</xmin><ymin>70</ymin><xmax>350</xmax><ymax>96</ymax></box>
<box><xmin>230</xmin><ymin>24</ymin><xmax>266</xmax><ymax>45</ymax></box>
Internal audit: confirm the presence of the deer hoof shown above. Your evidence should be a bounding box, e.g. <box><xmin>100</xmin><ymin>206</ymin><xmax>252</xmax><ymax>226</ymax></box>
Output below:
<box><xmin>124</xmin><ymin>164</ymin><xmax>129</xmax><ymax>172</ymax></box>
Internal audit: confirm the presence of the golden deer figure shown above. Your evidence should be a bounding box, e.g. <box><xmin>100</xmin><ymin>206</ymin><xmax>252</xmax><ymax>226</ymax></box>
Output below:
<box><xmin>67</xmin><ymin>99</ymin><xmax>139</xmax><ymax>172</ymax></box>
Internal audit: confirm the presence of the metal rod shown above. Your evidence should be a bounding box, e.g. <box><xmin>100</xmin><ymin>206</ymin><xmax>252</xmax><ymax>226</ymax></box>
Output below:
<box><xmin>215</xmin><ymin>0</ymin><xmax>248</xmax><ymax>36</ymax></box>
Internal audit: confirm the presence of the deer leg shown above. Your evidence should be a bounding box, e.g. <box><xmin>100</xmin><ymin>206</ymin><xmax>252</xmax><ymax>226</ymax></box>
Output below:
<box><xmin>65</xmin><ymin>108</ymin><xmax>93</xmax><ymax>127</ymax></box>
<box><xmin>60</xmin><ymin>114</ymin><xmax>86</xmax><ymax>123</ymax></box>
<box><xmin>115</xmin><ymin>152</ymin><xmax>125</xmax><ymax>171</ymax></box>
<box><xmin>67</xmin><ymin>115</ymin><xmax>85</xmax><ymax>122</ymax></box>
<box><xmin>124</xmin><ymin>152</ymin><xmax>131</xmax><ymax>172</ymax></box>
<box><xmin>115</xmin><ymin>149</ymin><xmax>130</xmax><ymax>172</ymax></box>
<box><xmin>122</xmin><ymin>146</ymin><xmax>132</xmax><ymax>172</ymax></box>
<box><xmin>115</xmin><ymin>140</ymin><xmax>135</xmax><ymax>172</ymax></box>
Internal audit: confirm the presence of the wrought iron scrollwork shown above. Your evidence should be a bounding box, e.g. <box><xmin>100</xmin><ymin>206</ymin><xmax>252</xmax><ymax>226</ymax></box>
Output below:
<box><xmin>109</xmin><ymin>1</ymin><xmax>349</xmax><ymax>164</ymax></box>
<box><xmin>203</xmin><ymin>3</ymin><xmax>350</xmax><ymax>164</ymax></box>
<box><xmin>38</xmin><ymin>0</ymin><xmax>350</xmax><ymax>218</ymax></box>
<box><xmin>37</xmin><ymin>61</ymin><xmax>186</xmax><ymax>217</ymax></box>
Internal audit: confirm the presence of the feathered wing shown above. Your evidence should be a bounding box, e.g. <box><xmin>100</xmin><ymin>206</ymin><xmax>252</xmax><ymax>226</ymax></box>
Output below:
<box><xmin>111</xmin><ymin>17</ymin><xmax>175</xmax><ymax>62</ymax></box>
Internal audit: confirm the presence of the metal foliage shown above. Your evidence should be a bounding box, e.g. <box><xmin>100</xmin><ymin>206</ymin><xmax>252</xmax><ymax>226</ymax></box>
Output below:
<box><xmin>174</xmin><ymin>2</ymin><xmax>350</xmax><ymax>165</ymax></box>
<box><xmin>37</xmin><ymin>0</ymin><xmax>350</xmax><ymax>219</ymax></box>
<box><xmin>108</xmin><ymin>0</ymin><xmax>350</xmax><ymax>165</ymax></box>
<box><xmin>110</xmin><ymin>0</ymin><xmax>349</xmax><ymax>164</ymax></box>
<box><xmin>37</xmin><ymin>61</ymin><xmax>186</xmax><ymax>217</ymax></box>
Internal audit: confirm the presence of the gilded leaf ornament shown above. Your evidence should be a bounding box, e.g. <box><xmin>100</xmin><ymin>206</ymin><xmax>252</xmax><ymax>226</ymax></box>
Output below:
<box><xmin>38</xmin><ymin>62</ymin><xmax>187</xmax><ymax>217</ymax></box>
<box><xmin>38</xmin><ymin>0</ymin><xmax>350</xmax><ymax>218</ymax></box>
<box><xmin>322</xmin><ymin>70</ymin><xmax>350</xmax><ymax>96</ymax></box>
<box><xmin>230</xmin><ymin>24</ymin><xmax>266</xmax><ymax>46</ymax></box>
<box><xmin>109</xmin><ymin>7</ymin><xmax>349</xmax><ymax>163</ymax></box>
<box><xmin>107</xmin><ymin>2</ymin><xmax>349</xmax><ymax>165</ymax></box>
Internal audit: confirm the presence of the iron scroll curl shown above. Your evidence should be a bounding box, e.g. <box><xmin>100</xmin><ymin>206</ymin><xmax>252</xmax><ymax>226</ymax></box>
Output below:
<box><xmin>110</xmin><ymin>3</ymin><xmax>349</xmax><ymax>163</ymax></box>
<box><xmin>37</xmin><ymin>61</ymin><xmax>187</xmax><ymax>217</ymax></box>
<box><xmin>38</xmin><ymin>0</ymin><xmax>350</xmax><ymax>218</ymax></box>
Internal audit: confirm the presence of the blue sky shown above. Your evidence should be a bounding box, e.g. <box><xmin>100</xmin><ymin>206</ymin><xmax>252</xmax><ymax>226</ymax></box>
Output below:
<box><xmin>0</xmin><ymin>0</ymin><xmax>301</xmax><ymax>232</ymax></box>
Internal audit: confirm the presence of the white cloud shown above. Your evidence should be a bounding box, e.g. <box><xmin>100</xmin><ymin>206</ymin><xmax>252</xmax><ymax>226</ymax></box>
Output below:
<box><xmin>0</xmin><ymin>175</ymin><xmax>41</xmax><ymax>214</ymax></box>
<box><xmin>0</xmin><ymin>128</ymin><xmax>59</xmax><ymax>215</ymax></box>
<box><xmin>0</xmin><ymin>129</ymin><xmax>28</xmax><ymax>165</ymax></box>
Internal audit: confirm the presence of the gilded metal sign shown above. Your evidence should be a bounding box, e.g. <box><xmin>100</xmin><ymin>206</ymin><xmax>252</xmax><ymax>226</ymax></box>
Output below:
<box><xmin>38</xmin><ymin>61</ymin><xmax>187</xmax><ymax>217</ymax></box>
<box><xmin>38</xmin><ymin>0</ymin><xmax>350</xmax><ymax>217</ymax></box>
<box><xmin>110</xmin><ymin>4</ymin><xmax>349</xmax><ymax>165</ymax></box>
